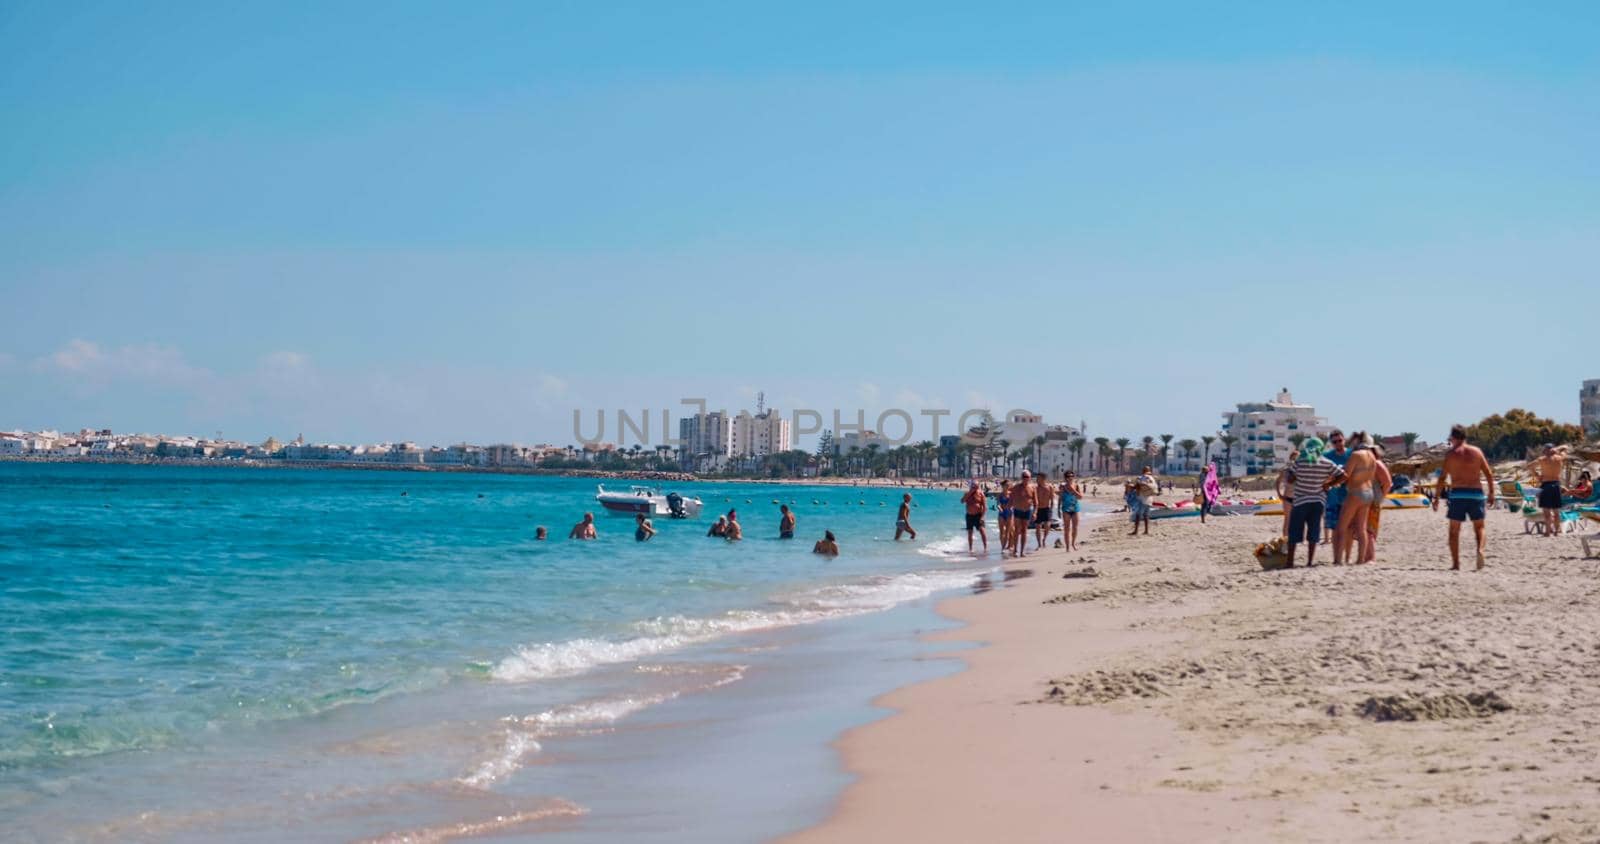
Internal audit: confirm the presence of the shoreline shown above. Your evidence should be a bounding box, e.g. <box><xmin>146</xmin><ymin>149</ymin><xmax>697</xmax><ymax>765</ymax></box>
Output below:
<box><xmin>786</xmin><ymin>503</ymin><xmax>1600</xmax><ymax>842</ymax></box>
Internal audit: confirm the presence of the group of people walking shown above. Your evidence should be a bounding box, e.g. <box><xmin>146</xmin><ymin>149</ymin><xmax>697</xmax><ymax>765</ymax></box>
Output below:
<box><xmin>960</xmin><ymin>470</ymin><xmax>1086</xmax><ymax>558</ymax></box>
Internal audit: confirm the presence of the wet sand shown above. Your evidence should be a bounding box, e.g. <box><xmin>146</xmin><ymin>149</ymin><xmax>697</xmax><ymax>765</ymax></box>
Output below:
<box><xmin>786</xmin><ymin>502</ymin><xmax>1600</xmax><ymax>843</ymax></box>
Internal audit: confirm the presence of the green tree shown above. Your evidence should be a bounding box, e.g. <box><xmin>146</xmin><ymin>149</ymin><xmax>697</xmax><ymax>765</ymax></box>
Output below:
<box><xmin>1178</xmin><ymin>438</ymin><xmax>1199</xmax><ymax>472</ymax></box>
<box><xmin>1159</xmin><ymin>433</ymin><xmax>1174</xmax><ymax>473</ymax></box>
<box><xmin>1114</xmin><ymin>437</ymin><xmax>1131</xmax><ymax>474</ymax></box>
<box><xmin>1400</xmin><ymin>432</ymin><xmax>1418</xmax><ymax>456</ymax></box>
<box><xmin>1466</xmin><ymin>409</ymin><xmax>1584</xmax><ymax>460</ymax></box>
<box><xmin>1200</xmin><ymin>435</ymin><xmax>1215</xmax><ymax>466</ymax></box>
<box><xmin>1093</xmin><ymin>437</ymin><xmax>1111</xmax><ymax>475</ymax></box>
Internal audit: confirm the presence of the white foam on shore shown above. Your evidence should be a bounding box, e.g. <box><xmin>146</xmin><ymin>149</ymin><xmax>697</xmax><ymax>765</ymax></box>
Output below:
<box><xmin>490</xmin><ymin>569</ymin><xmax>980</xmax><ymax>685</ymax></box>
<box><xmin>460</xmin><ymin>665</ymin><xmax>746</xmax><ymax>788</ymax></box>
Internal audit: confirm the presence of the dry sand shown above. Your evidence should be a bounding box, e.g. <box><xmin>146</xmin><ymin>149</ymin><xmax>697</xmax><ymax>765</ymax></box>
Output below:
<box><xmin>785</xmin><ymin>501</ymin><xmax>1600</xmax><ymax>843</ymax></box>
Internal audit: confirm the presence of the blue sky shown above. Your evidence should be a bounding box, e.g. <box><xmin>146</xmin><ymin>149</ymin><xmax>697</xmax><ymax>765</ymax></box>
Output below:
<box><xmin>2</xmin><ymin>2</ymin><xmax>1596</xmax><ymax>447</ymax></box>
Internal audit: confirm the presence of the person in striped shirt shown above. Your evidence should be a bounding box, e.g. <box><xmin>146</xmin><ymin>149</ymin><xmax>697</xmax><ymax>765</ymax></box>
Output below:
<box><xmin>1284</xmin><ymin>437</ymin><xmax>1347</xmax><ymax>567</ymax></box>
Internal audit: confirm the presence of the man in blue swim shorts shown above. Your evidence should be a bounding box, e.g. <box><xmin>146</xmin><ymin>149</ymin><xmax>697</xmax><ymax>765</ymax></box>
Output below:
<box><xmin>1321</xmin><ymin>431</ymin><xmax>1351</xmax><ymax>563</ymax></box>
<box><xmin>1433</xmin><ymin>425</ymin><xmax>1496</xmax><ymax>571</ymax></box>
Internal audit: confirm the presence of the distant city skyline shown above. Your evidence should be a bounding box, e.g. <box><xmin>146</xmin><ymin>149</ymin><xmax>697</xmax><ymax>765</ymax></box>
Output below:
<box><xmin>3</xmin><ymin>4</ymin><xmax>1596</xmax><ymax>445</ymax></box>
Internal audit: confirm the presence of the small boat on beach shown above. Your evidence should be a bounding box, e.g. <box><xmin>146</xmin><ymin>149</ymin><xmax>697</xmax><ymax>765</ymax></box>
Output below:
<box><xmin>595</xmin><ymin>485</ymin><xmax>704</xmax><ymax>518</ymax></box>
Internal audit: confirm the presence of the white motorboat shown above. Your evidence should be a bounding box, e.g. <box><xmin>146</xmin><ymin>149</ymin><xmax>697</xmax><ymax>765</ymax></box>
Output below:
<box><xmin>595</xmin><ymin>484</ymin><xmax>704</xmax><ymax>518</ymax></box>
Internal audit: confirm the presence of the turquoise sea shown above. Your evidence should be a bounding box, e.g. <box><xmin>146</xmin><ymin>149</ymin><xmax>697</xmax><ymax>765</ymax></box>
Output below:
<box><xmin>0</xmin><ymin>463</ymin><xmax>1045</xmax><ymax>842</ymax></box>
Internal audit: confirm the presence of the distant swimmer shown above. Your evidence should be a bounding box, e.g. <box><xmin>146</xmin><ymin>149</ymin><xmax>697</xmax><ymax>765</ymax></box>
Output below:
<box><xmin>569</xmin><ymin>512</ymin><xmax>597</xmax><ymax>540</ymax></box>
<box><xmin>779</xmin><ymin>505</ymin><xmax>796</xmax><ymax>539</ymax></box>
<box><xmin>708</xmin><ymin>516</ymin><xmax>728</xmax><ymax>537</ymax></box>
<box><xmin>634</xmin><ymin>513</ymin><xmax>656</xmax><ymax>542</ymax></box>
<box><xmin>813</xmin><ymin>530</ymin><xmax>840</xmax><ymax>556</ymax></box>
<box><xmin>535</xmin><ymin>526</ymin><xmax>548</xmax><ymax>540</ymax></box>
<box><xmin>894</xmin><ymin>493</ymin><xmax>917</xmax><ymax>541</ymax></box>
<box><xmin>1434</xmin><ymin>425</ymin><xmax>1495</xmax><ymax>570</ymax></box>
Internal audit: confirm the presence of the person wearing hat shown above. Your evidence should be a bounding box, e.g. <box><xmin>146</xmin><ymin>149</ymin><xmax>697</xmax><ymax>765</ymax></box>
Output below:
<box><xmin>961</xmin><ymin>480</ymin><xmax>988</xmax><ymax>555</ymax></box>
<box><xmin>1528</xmin><ymin>443</ymin><xmax>1568</xmax><ymax>538</ymax></box>
<box><xmin>1008</xmin><ymin>471</ymin><xmax>1035</xmax><ymax>557</ymax></box>
<box><xmin>894</xmin><ymin>492</ymin><xmax>917</xmax><ymax>541</ymax></box>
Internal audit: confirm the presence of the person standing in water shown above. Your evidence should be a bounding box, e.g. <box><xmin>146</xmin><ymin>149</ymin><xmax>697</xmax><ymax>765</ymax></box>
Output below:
<box><xmin>568</xmin><ymin>512</ymin><xmax>597</xmax><ymax>540</ymax></box>
<box><xmin>778</xmin><ymin>504</ymin><xmax>796</xmax><ymax>539</ymax></box>
<box><xmin>1434</xmin><ymin>425</ymin><xmax>1495</xmax><ymax>570</ymax></box>
<box><xmin>894</xmin><ymin>493</ymin><xmax>917</xmax><ymax>541</ymax></box>
<box><xmin>962</xmin><ymin>480</ymin><xmax>988</xmax><ymax>554</ymax></box>
<box><xmin>634</xmin><ymin>512</ymin><xmax>656</xmax><ymax>541</ymax></box>
<box><xmin>707</xmin><ymin>516</ymin><xmax>727</xmax><ymax>537</ymax></box>
<box><xmin>724</xmin><ymin>509</ymin><xmax>743</xmax><ymax>541</ymax></box>
<box><xmin>813</xmin><ymin>530</ymin><xmax>839</xmax><ymax>556</ymax></box>
<box><xmin>1059</xmin><ymin>471</ymin><xmax>1083</xmax><ymax>551</ymax></box>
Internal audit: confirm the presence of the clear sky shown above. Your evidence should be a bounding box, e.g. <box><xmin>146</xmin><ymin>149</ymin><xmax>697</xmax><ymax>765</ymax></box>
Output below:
<box><xmin>2</xmin><ymin>2</ymin><xmax>1596</xmax><ymax>448</ymax></box>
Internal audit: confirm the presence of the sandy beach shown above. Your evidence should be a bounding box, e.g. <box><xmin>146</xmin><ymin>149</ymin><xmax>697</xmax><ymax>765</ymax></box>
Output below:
<box><xmin>786</xmin><ymin>499</ymin><xmax>1600</xmax><ymax>843</ymax></box>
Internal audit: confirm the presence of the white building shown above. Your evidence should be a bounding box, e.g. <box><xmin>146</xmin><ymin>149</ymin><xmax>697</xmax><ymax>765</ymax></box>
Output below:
<box><xmin>0</xmin><ymin>435</ymin><xmax>26</xmax><ymax>456</ymax></box>
<box><xmin>679</xmin><ymin>411</ymin><xmax>733</xmax><ymax>470</ymax></box>
<box><xmin>835</xmin><ymin>429</ymin><xmax>886</xmax><ymax>459</ymax></box>
<box><xmin>1219</xmin><ymin>388</ymin><xmax>1335</xmax><ymax>475</ymax></box>
<box><xmin>732</xmin><ymin>409</ymin><xmax>791</xmax><ymax>459</ymax></box>
<box><xmin>1582</xmin><ymin>379</ymin><xmax>1600</xmax><ymax>438</ymax></box>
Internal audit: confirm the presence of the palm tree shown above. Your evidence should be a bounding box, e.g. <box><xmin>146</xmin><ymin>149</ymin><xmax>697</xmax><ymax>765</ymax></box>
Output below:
<box><xmin>1178</xmin><ymin>438</ymin><xmax>1199</xmax><ymax>473</ymax></box>
<box><xmin>1114</xmin><ymin>437</ymin><xmax>1131</xmax><ymax>474</ymax></box>
<box><xmin>1159</xmin><ymin>434</ymin><xmax>1174</xmax><ymax>474</ymax></box>
<box><xmin>1092</xmin><ymin>437</ymin><xmax>1111</xmax><ymax>475</ymax></box>
<box><xmin>1070</xmin><ymin>437</ymin><xmax>1087</xmax><ymax>474</ymax></box>
<box><xmin>1031</xmin><ymin>435</ymin><xmax>1046</xmax><ymax>473</ymax></box>
<box><xmin>1200</xmin><ymin>435</ymin><xmax>1215</xmax><ymax>466</ymax></box>
<box><xmin>1141</xmin><ymin>436</ymin><xmax>1156</xmax><ymax>473</ymax></box>
<box><xmin>1219</xmin><ymin>434</ymin><xmax>1239</xmax><ymax>476</ymax></box>
<box><xmin>995</xmin><ymin>439</ymin><xmax>1011</xmax><ymax>477</ymax></box>
<box><xmin>1401</xmin><ymin>432</ymin><xmax>1419</xmax><ymax>456</ymax></box>
<box><xmin>1288</xmin><ymin>432</ymin><xmax>1307</xmax><ymax>452</ymax></box>
<box><xmin>1255</xmin><ymin>447</ymin><xmax>1275</xmax><ymax>473</ymax></box>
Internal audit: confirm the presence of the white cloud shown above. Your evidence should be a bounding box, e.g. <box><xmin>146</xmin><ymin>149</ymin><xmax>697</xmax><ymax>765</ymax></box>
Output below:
<box><xmin>536</xmin><ymin>374</ymin><xmax>568</xmax><ymax>397</ymax></box>
<box><xmin>856</xmin><ymin>382</ymin><xmax>882</xmax><ymax>406</ymax></box>
<box><xmin>36</xmin><ymin>339</ymin><xmax>210</xmax><ymax>386</ymax></box>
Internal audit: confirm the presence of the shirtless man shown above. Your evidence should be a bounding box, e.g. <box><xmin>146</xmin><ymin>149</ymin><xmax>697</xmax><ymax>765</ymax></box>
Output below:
<box><xmin>568</xmin><ymin>512</ymin><xmax>597</xmax><ymax>540</ymax></box>
<box><xmin>1009</xmin><ymin>472</ymin><xmax>1035</xmax><ymax>557</ymax></box>
<box><xmin>1528</xmin><ymin>444</ymin><xmax>1568</xmax><ymax>538</ymax></box>
<box><xmin>1432</xmin><ymin>425</ymin><xmax>1496</xmax><ymax>570</ymax></box>
<box><xmin>724</xmin><ymin>510</ymin><xmax>743</xmax><ymax>541</ymax></box>
<box><xmin>962</xmin><ymin>480</ymin><xmax>988</xmax><ymax>554</ymax></box>
<box><xmin>778</xmin><ymin>504</ymin><xmax>796</xmax><ymax>539</ymax></box>
<box><xmin>894</xmin><ymin>493</ymin><xmax>917</xmax><ymax>541</ymax></box>
<box><xmin>1032</xmin><ymin>475</ymin><xmax>1056</xmax><ymax>551</ymax></box>
<box><xmin>1335</xmin><ymin>432</ymin><xmax>1379</xmax><ymax>565</ymax></box>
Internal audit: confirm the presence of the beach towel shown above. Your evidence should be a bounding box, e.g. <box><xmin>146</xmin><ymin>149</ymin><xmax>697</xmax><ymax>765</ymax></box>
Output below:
<box><xmin>1202</xmin><ymin>463</ymin><xmax>1221</xmax><ymax>504</ymax></box>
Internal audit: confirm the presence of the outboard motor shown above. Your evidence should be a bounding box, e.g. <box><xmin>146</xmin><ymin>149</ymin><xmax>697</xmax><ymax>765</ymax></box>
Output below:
<box><xmin>666</xmin><ymin>492</ymin><xmax>687</xmax><ymax>519</ymax></box>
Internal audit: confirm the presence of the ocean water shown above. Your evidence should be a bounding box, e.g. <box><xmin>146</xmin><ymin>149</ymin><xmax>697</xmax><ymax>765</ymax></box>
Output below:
<box><xmin>0</xmin><ymin>463</ymin><xmax>1033</xmax><ymax>841</ymax></box>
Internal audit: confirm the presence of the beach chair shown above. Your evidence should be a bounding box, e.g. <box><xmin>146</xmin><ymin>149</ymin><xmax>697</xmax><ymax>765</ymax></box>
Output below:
<box><xmin>1579</xmin><ymin>510</ymin><xmax>1600</xmax><ymax>559</ymax></box>
<box><xmin>1498</xmin><ymin>480</ymin><xmax>1530</xmax><ymax>511</ymax></box>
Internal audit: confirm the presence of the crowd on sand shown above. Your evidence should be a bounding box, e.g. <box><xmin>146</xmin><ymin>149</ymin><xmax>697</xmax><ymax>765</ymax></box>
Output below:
<box><xmin>520</xmin><ymin>425</ymin><xmax>1594</xmax><ymax>574</ymax></box>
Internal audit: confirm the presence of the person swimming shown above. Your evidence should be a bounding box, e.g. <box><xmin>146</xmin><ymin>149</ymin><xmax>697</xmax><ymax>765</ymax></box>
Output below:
<box><xmin>707</xmin><ymin>516</ymin><xmax>727</xmax><ymax>537</ymax></box>
<box><xmin>812</xmin><ymin>530</ymin><xmax>839</xmax><ymax>556</ymax></box>
<box><xmin>634</xmin><ymin>513</ymin><xmax>655</xmax><ymax>542</ymax></box>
